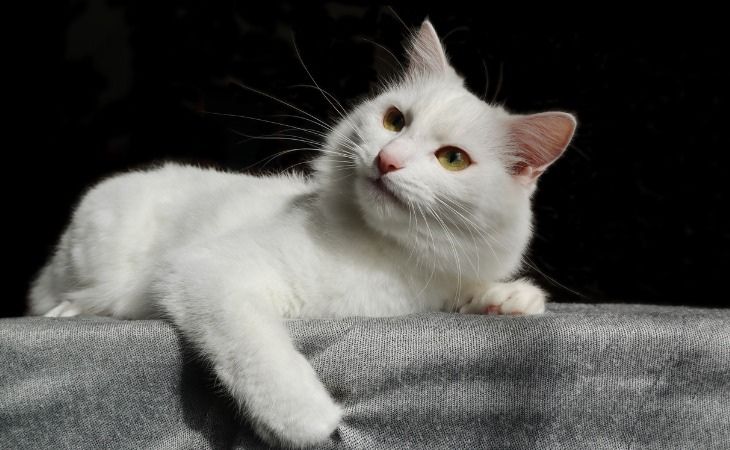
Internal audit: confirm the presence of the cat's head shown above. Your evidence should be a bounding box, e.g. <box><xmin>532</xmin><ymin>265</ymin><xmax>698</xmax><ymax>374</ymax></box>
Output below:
<box><xmin>316</xmin><ymin>20</ymin><xmax>576</xmax><ymax>280</ymax></box>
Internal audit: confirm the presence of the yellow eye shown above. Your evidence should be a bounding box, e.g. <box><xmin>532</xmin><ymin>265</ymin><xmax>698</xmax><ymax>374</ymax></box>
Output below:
<box><xmin>436</xmin><ymin>146</ymin><xmax>472</xmax><ymax>171</ymax></box>
<box><xmin>383</xmin><ymin>106</ymin><xmax>405</xmax><ymax>132</ymax></box>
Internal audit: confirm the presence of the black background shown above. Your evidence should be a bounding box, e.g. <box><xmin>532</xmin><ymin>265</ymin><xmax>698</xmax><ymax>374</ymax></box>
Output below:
<box><xmin>8</xmin><ymin>3</ymin><xmax>728</xmax><ymax>317</ymax></box>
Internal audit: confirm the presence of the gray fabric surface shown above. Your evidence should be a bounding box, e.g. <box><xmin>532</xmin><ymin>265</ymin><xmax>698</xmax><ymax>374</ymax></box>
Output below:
<box><xmin>1</xmin><ymin>303</ymin><xmax>728</xmax><ymax>449</ymax></box>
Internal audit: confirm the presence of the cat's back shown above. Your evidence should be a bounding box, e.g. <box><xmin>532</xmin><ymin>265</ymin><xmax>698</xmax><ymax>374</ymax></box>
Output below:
<box><xmin>77</xmin><ymin>162</ymin><xmax>308</xmax><ymax>239</ymax></box>
<box><xmin>29</xmin><ymin>163</ymin><xmax>310</xmax><ymax>317</ymax></box>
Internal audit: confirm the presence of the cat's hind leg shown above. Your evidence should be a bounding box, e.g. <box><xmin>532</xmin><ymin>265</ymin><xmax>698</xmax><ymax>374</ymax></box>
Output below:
<box><xmin>31</xmin><ymin>257</ymin><xmax>84</xmax><ymax>317</ymax></box>
<box><xmin>43</xmin><ymin>300</ymin><xmax>83</xmax><ymax>317</ymax></box>
<box><xmin>28</xmin><ymin>262</ymin><xmax>66</xmax><ymax>316</ymax></box>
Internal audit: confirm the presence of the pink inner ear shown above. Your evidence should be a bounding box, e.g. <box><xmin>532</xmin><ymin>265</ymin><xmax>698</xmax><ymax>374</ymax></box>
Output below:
<box><xmin>509</xmin><ymin>112</ymin><xmax>577</xmax><ymax>183</ymax></box>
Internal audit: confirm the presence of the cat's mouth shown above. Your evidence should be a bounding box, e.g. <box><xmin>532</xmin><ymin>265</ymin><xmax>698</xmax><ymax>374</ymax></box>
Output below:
<box><xmin>370</xmin><ymin>177</ymin><xmax>407</xmax><ymax>208</ymax></box>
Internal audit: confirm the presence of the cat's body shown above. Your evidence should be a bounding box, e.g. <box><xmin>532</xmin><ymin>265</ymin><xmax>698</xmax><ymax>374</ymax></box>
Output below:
<box><xmin>29</xmin><ymin>21</ymin><xmax>576</xmax><ymax>447</ymax></box>
<box><xmin>31</xmin><ymin>162</ymin><xmax>470</xmax><ymax>319</ymax></box>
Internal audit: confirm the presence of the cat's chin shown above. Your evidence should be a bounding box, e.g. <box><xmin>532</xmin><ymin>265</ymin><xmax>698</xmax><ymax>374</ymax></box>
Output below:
<box><xmin>370</xmin><ymin>178</ymin><xmax>408</xmax><ymax>209</ymax></box>
<box><xmin>354</xmin><ymin>176</ymin><xmax>412</xmax><ymax>236</ymax></box>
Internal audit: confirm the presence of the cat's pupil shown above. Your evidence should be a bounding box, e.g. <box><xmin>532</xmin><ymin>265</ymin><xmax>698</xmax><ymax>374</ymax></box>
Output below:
<box><xmin>448</xmin><ymin>152</ymin><xmax>460</xmax><ymax>164</ymax></box>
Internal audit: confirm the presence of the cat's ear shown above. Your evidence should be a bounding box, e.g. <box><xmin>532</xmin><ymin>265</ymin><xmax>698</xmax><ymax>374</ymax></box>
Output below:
<box><xmin>405</xmin><ymin>20</ymin><xmax>452</xmax><ymax>76</ymax></box>
<box><xmin>507</xmin><ymin>112</ymin><xmax>577</xmax><ymax>185</ymax></box>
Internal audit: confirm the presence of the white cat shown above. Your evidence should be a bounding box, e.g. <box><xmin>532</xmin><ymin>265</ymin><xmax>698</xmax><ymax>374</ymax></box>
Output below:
<box><xmin>28</xmin><ymin>21</ymin><xmax>575</xmax><ymax>447</ymax></box>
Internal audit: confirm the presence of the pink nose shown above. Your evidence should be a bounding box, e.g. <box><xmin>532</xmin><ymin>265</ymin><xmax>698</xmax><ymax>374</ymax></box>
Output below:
<box><xmin>376</xmin><ymin>151</ymin><xmax>402</xmax><ymax>175</ymax></box>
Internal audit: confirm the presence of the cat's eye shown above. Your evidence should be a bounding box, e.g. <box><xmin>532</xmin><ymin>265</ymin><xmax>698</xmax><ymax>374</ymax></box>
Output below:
<box><xmin>435</xmin><ymin>147</ymin><xmax>472</xmax><ymax>171</ymax></box>
<box><xmin>383</xmin><ymin>107</ymin><xmax>405</xmax><ymax>132</ymax></box>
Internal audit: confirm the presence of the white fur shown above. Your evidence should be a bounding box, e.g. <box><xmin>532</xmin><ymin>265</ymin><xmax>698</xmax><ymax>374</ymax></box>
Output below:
<box><xmin>28</xmin><ymin>20</ymin><xmax>575</xmax><ymax>447</ymax></box>
<box><xmin>458</xmin><ymin>278</ymin><xmax>547</xmax><ymax>315</ymax></box>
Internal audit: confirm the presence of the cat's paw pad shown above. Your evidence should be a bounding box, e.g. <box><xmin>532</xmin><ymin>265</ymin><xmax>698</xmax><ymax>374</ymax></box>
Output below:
<box><xmin>460</xmin><ymin>279</ymin><xmax>546</xmax><ymax>315</ymax></box>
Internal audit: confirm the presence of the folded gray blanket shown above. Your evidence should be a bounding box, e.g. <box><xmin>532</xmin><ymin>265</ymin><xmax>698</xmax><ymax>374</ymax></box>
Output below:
<box><xmin>1</xmin><ymin>303</ymin><xmax>728</xmax><ymax>449</ymax></box>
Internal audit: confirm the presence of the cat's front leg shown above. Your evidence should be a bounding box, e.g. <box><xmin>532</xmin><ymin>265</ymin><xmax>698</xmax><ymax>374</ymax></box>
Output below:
<box><xmin>155</xmin><ymin>251</ymin><xmax>341</xmax><ymax>447</ymax></box>
<box><xmin>459</xmin><ymin>278</ymin><xmax>546</xmax><ymax>315</ymax></box>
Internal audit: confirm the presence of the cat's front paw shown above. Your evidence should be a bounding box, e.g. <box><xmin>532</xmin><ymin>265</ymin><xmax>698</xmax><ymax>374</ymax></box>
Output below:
<box><xmin>253</xmin><ymin>395</ymin><xmax>341</xmax><ymax>449</ymax></box>
<box><xmin>460</xmin><ymin>279</ymin><xmax>546</xmax><ymax>315</ymax></box>
<box><xmin>248</xmin><ymin>352</ymin><xmax>342</xmax><ymax>448</ymax></box>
